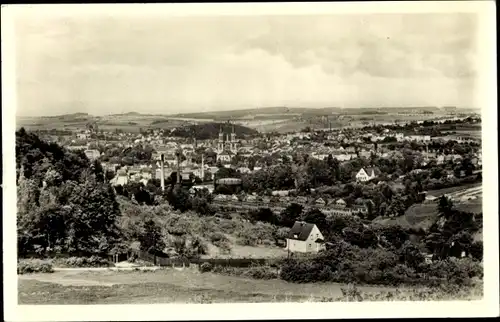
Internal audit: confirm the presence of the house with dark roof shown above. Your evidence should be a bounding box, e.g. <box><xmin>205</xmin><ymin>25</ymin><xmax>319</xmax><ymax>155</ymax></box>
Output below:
<box><xmin>286</xmin><ymin>221</ymin><xmax>326</xmax><ymax>253</ymax></box>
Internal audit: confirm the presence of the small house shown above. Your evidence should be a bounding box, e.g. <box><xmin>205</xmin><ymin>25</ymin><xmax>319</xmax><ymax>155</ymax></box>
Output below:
<box><xmin>335</xmin><ymin>199</ymin><xmax>347</xmax><ymax>208</ymax></box>
<box><xmin>355</xmin><ymin>167</ymin><xmax>380</xmax><ymax>182</ymax></box>
<box><xmin>315</xmin><ymin>198</ymin><xmax>326</xmax><ymax>206</ymax></box>
<box><xmin>286</xmin><ymin>221</ymin><xmax>326</xmax><ymax>253</ymax></box>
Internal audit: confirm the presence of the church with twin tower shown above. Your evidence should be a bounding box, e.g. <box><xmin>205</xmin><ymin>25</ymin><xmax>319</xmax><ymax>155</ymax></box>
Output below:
<box><xmin>216</xmin><ymin>123</ymin><xmax>239</xmax><ymax>163</ymax></box>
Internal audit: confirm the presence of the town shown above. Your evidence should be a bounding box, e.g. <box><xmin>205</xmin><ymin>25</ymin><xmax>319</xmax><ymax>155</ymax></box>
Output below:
<box><xmin>12</xmin><ymin>6</ymin><xmax>489</xmax><ymax>306</ymax></box>
<box><xmin>16</xmin><ymin>112</ymin><xmax>485</xmax><ymax>304</ymax></box>
<box><xmin>17</xmin><ymin>109</ymin><xmax>482</xmax><ymax>263</ymax></box>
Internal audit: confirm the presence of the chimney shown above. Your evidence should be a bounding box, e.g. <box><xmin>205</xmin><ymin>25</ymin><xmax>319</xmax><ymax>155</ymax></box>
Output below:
<box><xmin>160</xmin><ymin>154</ymin><xmax>165</xmax><ymax>191</ymax></box>
<box><xmin>201</xmin><ymin>154</ymin><xmax>205</xmax><ymax>182</ymax></box>
<box><xmin>177</xmin><ymin>156</ymin><xmax>181</xmax><ymax>184</ymax></box>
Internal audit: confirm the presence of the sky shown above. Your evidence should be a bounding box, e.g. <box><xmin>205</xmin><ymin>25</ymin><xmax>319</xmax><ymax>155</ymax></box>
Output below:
<box><xmin>13</xmin><ymin>11</ymin><xmax>480</xmax><ymax>116</ymax></box>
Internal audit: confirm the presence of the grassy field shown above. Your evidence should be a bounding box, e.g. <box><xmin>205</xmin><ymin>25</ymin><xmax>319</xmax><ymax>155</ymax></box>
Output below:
<box><xmin>16</xmin><ymin>114</ymin><xmax>191</xmax><ymax>133</ymax></box>
<box><xmin>374</xmin><ymin>193</ymin><xmax>482</xmax><ymax>231</ymax></box>
<box><xmin>18</xmin><ymin>269</ymin><xmax>481</xmax><ymax>304</ymax></box>
<box><xmin>426</xmin><ymin>182</ymin><xmax>482</xmax><ymax>198</ymax></box>
<box><xmin>17</xmin><ymin>269</ymin><xmax>394</xmax><ymax>304</ymax></box>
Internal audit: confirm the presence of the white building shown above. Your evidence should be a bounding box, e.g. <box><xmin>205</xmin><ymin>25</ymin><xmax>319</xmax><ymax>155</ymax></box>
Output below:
<box><xmin>217</xmin><ymin>150</ymin><xmax>234</xmax><ymax>163</ymax></box>
<box><xmin>286</xmin><ymin>221</ymin><xmax>326</xmax><ymax>253</ymax></box>
<box><xmin>355</xmin><ymin>167</ymin><xmax>380</xmax><ymax>182</ymax></box>
<box><xmin>84</xmin><ymin>149</ymin><xmax>101</xmax><ymax>161</ymax></box>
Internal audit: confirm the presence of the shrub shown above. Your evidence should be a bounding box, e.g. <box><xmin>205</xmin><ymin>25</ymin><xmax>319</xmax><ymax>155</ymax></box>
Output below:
<box><xmin>469</xmin><ymin>241</ymin><xmax>483</xmax><ymax>261</ymax></box>
<box><xmin>241</xmin><ymin>265</ymin><xmax>279</xmax><ymax>280</ymax></box>
<box><xmin>209</xmin><ymin>232</ymin><xmax>228</xmax><ymax>244</ymax></box>
<box><xmin>55</xmin><ymin>256</ymin><xmax>111</xmax><ymax>268</ymax></box>
<box><xmin>17</xmin><ymin>259</ymin><xmax>54</xmax><ymax>274</ymax></box>
<box><xmin>236</xmin><ymin>236</ymin><xmax>258</xmax><ymax>246</ymax></box>
<box><xmin>279</xmin><ymin>241</ymin><xmax>481</xmax><ymax>287</ymax></box>
<box><xmin>216</xmin><ymin>241</ymin><xmax>232</xmax><ymax>254</ymax></box>
<box><xmin>421</xmin><ymin>257</ymin><xmax>483</xmax><ymax>285</ymax></box>
<box><xmin>210</xmin><ymin>264</ymin><xmax>278</xmax><ymax>280</ymax></box>
<box><xmin>199</xmin><ymin>262</ymin><xmax>213</xmax><ymax>273</ymax></box>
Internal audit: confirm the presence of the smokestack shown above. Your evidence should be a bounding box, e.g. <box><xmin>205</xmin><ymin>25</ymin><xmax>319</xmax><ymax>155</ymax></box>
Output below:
<box><xmin>177</xmin><ymin>156</ymin><xmax>181</xmax><ymax>184</ymax></box>
<box><xmin>176</xmin><ymin>148</ymin><xmax>182</xmax><ymax>184</ymax></box>
<box><xmin>160</xmin><ymin>154</ymin><xmax>165</xmax><ymax>192</ymax></box>
<box><xmin>201</xmin><ymin>154</ymin><xmax>205</xmax><ymax>182</ymax></box>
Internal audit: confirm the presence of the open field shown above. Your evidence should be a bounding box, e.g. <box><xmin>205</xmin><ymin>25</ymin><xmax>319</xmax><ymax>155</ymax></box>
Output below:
<box><xmin>426</xmin><ymin>182</ymin><xmax>482</xmax><ymax>198</ymax></box>
<box><xmin>17</xmin><ymin>109</ymin><xmax>469</xmax><ymax>134</ymax></box>
<box><xmin>376</xmin><ymin>200</ymin><xmax>482</xmax><ymax>231</ymax></box>
<box><xmin>374</xmin><ymin>183</ymin><xmax>483</xmax><ymax>231</ymax></box>
<box><xmin>20</xmin><ymin>269</ymin><xmax>468</xmax><ymax>304</ymax></box>
<box><xmin>203</xmin><ymin>235</ymin><xmax>288</xmax><ymax>259</ymax></box>
<box><xmin>16</xmin><ymin>114</ymin><xmax>192</xmax><ymax>133</ymax></box>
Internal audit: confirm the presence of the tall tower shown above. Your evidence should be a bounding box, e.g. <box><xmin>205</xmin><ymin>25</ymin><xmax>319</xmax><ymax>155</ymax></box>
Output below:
<box><xmin>201</xmin><ymin>154</ymin><xmax>205</xmax><ymax>181</ymax></box>
<box><xmin>218</xmin><ymin>126</ymin><xmax>224</xmax><ymax>152</ymax></box>
<box><xmin>160</xmin><ymin>154</ymin><xmax>165</xmax><ymax>192</ymax></box>
<box><xmin>231</xmin><ymin>125</ymin><xmax>236</xmax><ymax>152</ymax></box>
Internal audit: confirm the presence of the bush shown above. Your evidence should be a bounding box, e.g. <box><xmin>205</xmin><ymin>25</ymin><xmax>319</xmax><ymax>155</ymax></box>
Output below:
<box><xmin>199</xmin><ymin>262</ymin><xmax>213</xmax><ymax>273</ymax></box>
<box><xmin>469</xmin><ymin>241</ymin><xmax>483</xmax><ymax>261</ymax></box>
<box><xmin>279</xmin><ymin>241</ymin><xmax>482</xmax><ymax>287</ymax></box>
<box><xmin>210</xmin><ymin>264</ymin><xmax>278</xmax><ymax>280</ymax></box>
<box><xmin>241</xmin><ymin>265</ymin><xmax>279</xmax><ymax>280</ymax></box>
<box><xmin>216</xmin><ymin>241</ymin><xmax>232</xmax><ymax>254</ymax></box>
<box><xmin>18</xmin><ymin>259</ymin><xmax>54</xmax><ymax>274</ymax></box>
<box><xmin>209</xmin><ymin>232</ymin><xmax>228</xmax><ymax>244</ymax></box>
<box><xmin>54</xmin><ymin>256</ymin><xmax>112</xmax><ymax>268</ymax></box>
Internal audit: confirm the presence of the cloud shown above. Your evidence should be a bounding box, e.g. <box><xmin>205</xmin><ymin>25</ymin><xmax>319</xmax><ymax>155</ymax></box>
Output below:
<box><xmin>236</xmin><ymin>14</ymin><xmax>478</xmax><ymax>79</ymax></box>
<box><xmin>13</xmin><ymin>13</ymin><xmax>479</xmax><ymax>116</ymax></box>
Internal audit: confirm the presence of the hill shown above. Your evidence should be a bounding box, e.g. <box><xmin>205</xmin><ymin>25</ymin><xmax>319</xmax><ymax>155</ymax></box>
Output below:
<box><xmin>170</xmin><ymin>122</ymin><xmax>259</xmax><ymax>140</ymax></box>
<box><xmin>173</xmin><ymin>107</ymin><xmax>345</xmax><ymax>120</ymax></box>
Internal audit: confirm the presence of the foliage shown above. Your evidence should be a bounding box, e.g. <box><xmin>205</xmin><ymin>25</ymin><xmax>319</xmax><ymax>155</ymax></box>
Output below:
<box><xmin>469</xmin><ymin>241</ymin><xmax>483</xmax><ymax>261</ymax></box>
<box><xmin>17</xmin><ymin>129</ymin><xmax>123</xmax><ymax>257</ymax></box>
<box><xmin>18</xmin><ymin>259</ymin><xmax>54</xmax><ymax>274</ymax></box>
<box><xmin>170</xmin><ymin>122</ymin><xmax>258</xmax><ymax>140</ymax></box>
<box><xmin>138</xmin><ymin>219</ymin><xmax>166</xmax><ymax>255</ymax></box>
<box><xmin>199</xmin><ymin>262</ymin><xmax>213</xmax><ymax>273</ymax></box>
<box><xmin>211</xmin><ymin>264</ymin><xmax>279</xmax><ymax>280</ymax></box>
<box><xmin>279</xmin><ymin>203</ymin><xmax>304</xmax><ymax>227</ymax></box>
<box><xmin>279</xmin><ymin>239</ymin><xmax>482</xmax><ymax>287</ymax></box>
<box><xmin>53</xmin><ymin>256</ymin><xmax>112</xmax><ymax>268</ymax></box>
<box><xmin>165</xmin><ymin>184</ymin><xmax>192</xmax><ymax>212</ymax></box>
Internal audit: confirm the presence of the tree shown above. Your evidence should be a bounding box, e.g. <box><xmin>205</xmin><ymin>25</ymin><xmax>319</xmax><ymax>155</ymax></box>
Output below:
<box><xmin>138</xmin><ymin>219</ymin><xmax>166</xmax><ymax>259</ymax></box>
<box><xmin>377</xmin><ymin>225</ymin><xmax>410</xmax><ymax>249</ymax></box>
<box><xmin>280</xmin><ymin>203</ymin><xmax>304</xmax><ymax>227</ymax></box>
<box><xmin>275</xmin><ymin>227</ymin><xmax>291</xmax><ymax>246</ymax></box>
<box><xmin>301</xmin><ymin>209</ymin><xmax>327</xmax><ymax>231</ymax></box>
<box><xmin>166</xmin><ymin>184</ymin><xmax>192</xmax><ymax>212</ymax></box>
<box><xmin>437</xmin><ymin>196</ymin><xmax>454</xmax><ymax>218</ymax></box>
<box><xmin>469</xmin><ymin>241</ymin><xmax>483</xmax><ymax>261</ymax></box>
<box><xmin>398</xmin><ymin>241</ymin><xmax>425</xmax><ymax>269</ymax></box>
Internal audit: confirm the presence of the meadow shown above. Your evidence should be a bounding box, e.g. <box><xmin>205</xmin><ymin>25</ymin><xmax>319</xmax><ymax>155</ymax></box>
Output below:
<box><xmin>18</xmin><ymin>269</ymin><xmax>482</xmax><ymax>304</ymax></box>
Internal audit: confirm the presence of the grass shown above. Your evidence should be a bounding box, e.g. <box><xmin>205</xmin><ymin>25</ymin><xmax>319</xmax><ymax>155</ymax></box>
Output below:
<box><xmin>18</xmin><ymin>270</ymin><xmax>482</xmax><ymax>304</ymax></box>
<box><xmin>374</xmin><ymin>197</ymin><xmax>482</xmax><ymax>231</ymax></box>
<box><xmin>426</xmin><ymin>182</ymin><xmax>482</xmax><ymax>197</ymax></box>
<box><xmin>373</xmin><ymin>203</ymin><xmax>438</xmax><ymax>230</ymax></box>
<box><xmin>16</xmin><ymin>114</ymin><xmax>189</xmax><ymax>133</ymax></box>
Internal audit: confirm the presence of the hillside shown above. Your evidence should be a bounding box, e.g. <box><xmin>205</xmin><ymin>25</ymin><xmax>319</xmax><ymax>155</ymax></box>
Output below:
<box><xmin>170</xmin><ymin>122</ymin><xmax>259</xmax><ymax>140</ymax></box>
<box><xmin>173</xmin><ymin>106</ymin><xmax>456</xmax><ymax>120</ymax></box>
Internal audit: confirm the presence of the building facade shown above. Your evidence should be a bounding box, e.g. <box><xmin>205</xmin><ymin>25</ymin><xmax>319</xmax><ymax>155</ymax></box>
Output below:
<box><xmin>286</xmin><ymin>222</ymin><xmax>325</xmax><ymax>253</ymax></box>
